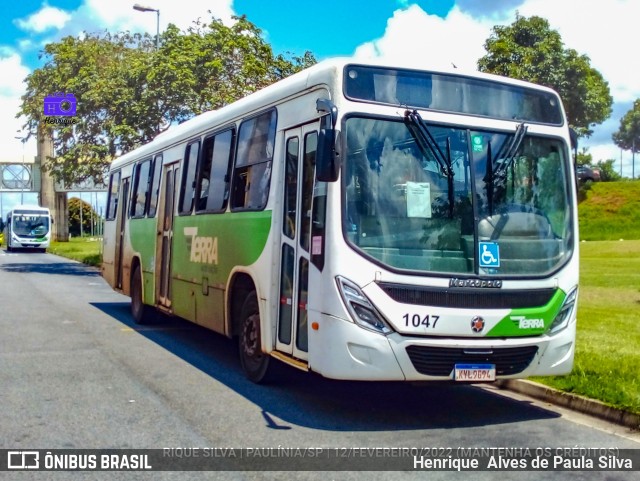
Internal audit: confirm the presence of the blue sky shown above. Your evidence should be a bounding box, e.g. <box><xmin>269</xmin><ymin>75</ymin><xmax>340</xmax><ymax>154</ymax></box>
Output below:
<box><xmin>1</xmin><ymin>0</ymin><xmax>639</xmax><ymax>210</ymax></box>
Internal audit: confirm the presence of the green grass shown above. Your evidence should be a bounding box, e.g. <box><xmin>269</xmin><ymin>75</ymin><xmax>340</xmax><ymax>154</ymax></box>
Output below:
<box><xmin>48</xmin><ymin>237</ymin><xmax>103</xmax><ymax>266</ymax></box>
<box><xmin>577</xmin><ymin>181</ymin><xmax>640</xmax><ymax>240</ymax></box>
<box><xmin>533</xmin><ymin>240</ymin><xmax>640</xmax><ymax>415</ymax></box>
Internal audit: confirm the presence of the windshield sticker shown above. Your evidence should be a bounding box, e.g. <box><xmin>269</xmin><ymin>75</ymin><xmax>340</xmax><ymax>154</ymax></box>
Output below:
<box><xmin>471</xmin><ymin>134</ymin><xmax>484</xmax><ymax>152</ymax></box>
<box><xmin>406</xmin><ymin>181</ymin><xmax>431</xmax><ymax>218</ymax></box>
<box><xmin>479</xmin><ymin>242</ymin><xmax>500</xmax><ymax>268</ymax></box>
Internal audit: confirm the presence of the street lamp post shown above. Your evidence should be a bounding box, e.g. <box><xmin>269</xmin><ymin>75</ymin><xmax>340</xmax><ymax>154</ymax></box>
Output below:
<box><xmin>133</xmin><ymin>4</ymin><xmax>160</xmax><ymax>50</ymax></box>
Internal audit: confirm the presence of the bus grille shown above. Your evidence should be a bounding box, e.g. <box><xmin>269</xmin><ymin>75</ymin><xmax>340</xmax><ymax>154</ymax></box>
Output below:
<box><xmin>405</xmin><ymin>345</ymin><xmax>539</xmax><ymax>377</ymax></box>
<box><xmin>378</xmin><ymin>283</ymin><xmax>555</xmax><ymax>309</ymax></box>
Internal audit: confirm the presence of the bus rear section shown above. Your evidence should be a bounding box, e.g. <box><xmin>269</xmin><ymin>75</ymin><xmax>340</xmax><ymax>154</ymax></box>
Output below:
<box><xmin>4</xmin><ymin>205</ymin><xmax>52</xmax><ymax>252</ymax></box>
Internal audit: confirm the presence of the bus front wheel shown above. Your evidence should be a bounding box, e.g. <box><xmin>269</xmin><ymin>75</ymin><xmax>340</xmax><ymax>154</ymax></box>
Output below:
<box><xmin>238</xmin><ymin>291</ymin><xmax>272</xmax><ymax>383</ymax></box>
<box><xmin>131</xmin><ymin>265</ymin><xmax>153</xmax><ymax>324</ymax></box>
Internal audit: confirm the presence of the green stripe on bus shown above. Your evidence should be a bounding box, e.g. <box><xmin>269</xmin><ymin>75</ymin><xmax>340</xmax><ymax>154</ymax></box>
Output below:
<box><xmin>486</xmin><ymin>289</ymin><xmax>566</xmax><ymax>337</ymax></box>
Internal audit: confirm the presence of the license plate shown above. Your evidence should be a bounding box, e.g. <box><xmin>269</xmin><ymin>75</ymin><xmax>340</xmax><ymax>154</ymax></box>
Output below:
<box><xmin>454</xmin><ymin>364</ymin><xmax>496</xmax><ymax>382</ymax></box>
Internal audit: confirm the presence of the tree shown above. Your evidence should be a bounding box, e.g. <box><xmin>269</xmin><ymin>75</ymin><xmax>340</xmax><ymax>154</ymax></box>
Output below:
<box><xmin>612</xmin><ymin>99</ymin><xmax>640</xmax><ymax>179</ymax></box>
<box><xmin>19</xmin><ymin>15</ymin><xmax>316</xmax><ymax>187</ymax></box>
<box><xmin>20</xmin><ymin>32</ymin><xmax>152</xmax><ymax>186</ymax></box>
<box><xmin>478</xmin><ymin>14</ymin><xmax>612</xmax><ymax>137</ymax></box>
<box><xmin>576</xmin><ymin>148</ymin><xmax>592</xmax><ymax>167</ymax></box>
<box><xmin>68</xmin><ymin>197</ymin><xmax>99</xmax><ymax>236</ymax></box>
<box><xmin>576</xmin><ymin>148</ymin><xmax>620</xmax><ymax>182</ymax></box>
<box><xmin>597</xmin><ymin>159</ymin><xmax>622</xmax><ymax>182</ymax></box>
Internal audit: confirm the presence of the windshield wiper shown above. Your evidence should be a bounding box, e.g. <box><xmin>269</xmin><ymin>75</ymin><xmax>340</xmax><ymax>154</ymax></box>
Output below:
<box><xmin>493</xmin><ymin>122</ymin><xmax>528</xmax><ymax>178</ymax></box>
<box><xmin>404</xmin><ymin>109</ymin><xmax>455</xmax><ymax>217</ymax></box>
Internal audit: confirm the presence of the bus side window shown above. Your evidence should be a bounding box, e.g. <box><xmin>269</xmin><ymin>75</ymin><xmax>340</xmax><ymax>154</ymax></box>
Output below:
<box><xmin>231</xmin><ymin>109</ymin><xmax>276</xmax><ymax>210</ymax></box>
<box><xmin>179</xmin><ymin>140</ymin><xmax>201</xmax><ymax>214</ymax></box>
<box><xmin>106</xmin><ymin>171</ymin><xmax>121</xmax><ymax>220</ymax></box>
<box><xmin>196</xmin><ymin>136</ymin><xmax>214</xmax><ymax>212</ymax></box>
<box><xmin>147</xmin><ymin>154</ymin><xmax>163</xmax><ymax>217</ymax></box>
<box><xmin>130</xmin><ymin>158</ymin><xmax>151</xmax><ymax>218</ymax></box>
<box><xmin>300</xmin><ymin>132</ymin><xmax>317</xmax><ymax>252</ymax></box>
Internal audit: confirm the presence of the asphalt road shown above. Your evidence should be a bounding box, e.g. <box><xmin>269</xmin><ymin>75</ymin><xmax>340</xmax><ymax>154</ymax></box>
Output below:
<box><xmin>0</xmin><ymin>250</ymin><xmax>638</xmax><ymax>481</ymax></box>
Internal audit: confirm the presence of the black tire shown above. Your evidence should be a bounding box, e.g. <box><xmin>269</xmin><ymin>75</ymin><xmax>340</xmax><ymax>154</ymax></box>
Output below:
<box><xmin>238</xmin><ymin>291</ymin><xmax>272</xmax><ymax>383</ymax></box>
<box><xmin>131</xmin><ymin>265</ymin><xmax>154</xmax><ymax>324</ymax></box>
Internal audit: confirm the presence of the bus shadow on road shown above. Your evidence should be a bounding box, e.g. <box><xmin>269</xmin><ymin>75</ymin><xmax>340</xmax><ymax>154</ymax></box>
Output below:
<box><xmin>0</xmin><ymin>261</ymin><xmax>101</xmax><ymax>276</ymax></box>
<box><xmin>93</xmin><ymin>301</ymin><xmax>560</xmax><ymax>432</ymax></box>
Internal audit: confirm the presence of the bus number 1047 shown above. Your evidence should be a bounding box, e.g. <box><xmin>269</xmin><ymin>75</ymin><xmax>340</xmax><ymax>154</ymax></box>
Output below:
<box><xmin>403</xmin><ymin>313</ymin><xmax>440</xmax><ymax>329</ymax></box>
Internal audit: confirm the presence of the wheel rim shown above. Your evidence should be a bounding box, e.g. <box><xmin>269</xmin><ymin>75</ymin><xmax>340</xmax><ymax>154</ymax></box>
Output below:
<box><xmin>241</xmin><ymin>313</ymin><xmax>262</xmax><ymax>367</ymax></box>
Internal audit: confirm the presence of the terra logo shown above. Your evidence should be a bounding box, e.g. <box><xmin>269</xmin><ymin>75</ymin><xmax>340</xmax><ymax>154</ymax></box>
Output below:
<box><xmin>511</xmin><ymin>315</ymin><xmax>545</xmax><ymax>329</ymax></box>
<box><xmin>184</xmin><ymin>227</ymin><xmax>218</xmax><ymax>265</ymax></box>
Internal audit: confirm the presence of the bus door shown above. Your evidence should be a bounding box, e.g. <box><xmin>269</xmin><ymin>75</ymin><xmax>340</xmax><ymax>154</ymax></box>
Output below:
<box><xmin>156</xmin><ymin>163</ymin><xmax>179</xmax><ymax>308</ymax></box>
<box><xmin>276</xmin><ymin>124</ymin><xmax>318</xmax><ymax>358</ymax></box>
<box><xmin>115</xmin><ymin>178</ymin><xmax>130</xmax><ymax>290</ymax></box>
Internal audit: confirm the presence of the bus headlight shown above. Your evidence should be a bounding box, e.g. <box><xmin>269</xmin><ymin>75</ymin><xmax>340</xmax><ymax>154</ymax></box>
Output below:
<box><xmin>336</xmin><ymin>276</ymin><xmax>392</xmax><ymax>335</ymax></box>
<box><xmin>548</xmin><ymin>287</ymin><xmax>578</xmax><ymax>335</ymax></box>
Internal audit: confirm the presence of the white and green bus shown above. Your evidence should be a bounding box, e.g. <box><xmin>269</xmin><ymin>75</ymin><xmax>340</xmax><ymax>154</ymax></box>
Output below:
<box><xmin>3</xmin><ymin>205</ymin><xmax>53</xmax><ymax>252</ymax></box>
<box><xmin>102</xmin><ymin>58</ymin><xmax>579</xmax><ymax>383</ymax></box>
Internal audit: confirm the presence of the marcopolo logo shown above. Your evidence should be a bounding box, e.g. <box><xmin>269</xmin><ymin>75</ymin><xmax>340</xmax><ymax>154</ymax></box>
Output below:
<box><xmin>184</xmin><ymin>227</ymin><xmax>218</xmax><ymax>265</ymax></box>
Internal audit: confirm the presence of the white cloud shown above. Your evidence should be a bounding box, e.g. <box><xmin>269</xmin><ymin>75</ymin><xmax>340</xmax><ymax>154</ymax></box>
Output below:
<box><xmin>355</xmin><ymin>0</ymin><xmax>640</xmax><ymax>175</ymax></box>
<box><xmin>354</xmin><ymin>5</ymin><xmax>493</xmax><ymax>71</ymax></box>
<box><xmin>0</xmin><ymin>53</ymin><xmax>28</xmax><ymax>97</ymax></box>
<box><xmin>0</xmin><ymin>53</ymin><xmax>35</xmax><ymax>163</ymax></box>
<box><xmin>15</xmin><ymin>6</ymin><xmax>72</xmax><ymax>33</ymax></box>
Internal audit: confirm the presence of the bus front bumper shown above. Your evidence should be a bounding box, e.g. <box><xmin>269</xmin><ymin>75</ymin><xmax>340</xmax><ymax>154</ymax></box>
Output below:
<box><xmin>308</xmin><ymin>312</ymin><xmax>575</xmax><ymax>381</ymax></box>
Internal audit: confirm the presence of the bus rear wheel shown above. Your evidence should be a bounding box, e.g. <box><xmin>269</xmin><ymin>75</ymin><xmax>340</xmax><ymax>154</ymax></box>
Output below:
<box><xmin>131</xmin><ymin>265</ymin><xmax>153</xmax><ymax>324</ymax></box>
<box><xmin>238</xmin><ymin>291</ymin><xmax>272</xmax><ymax>383</ymax></box>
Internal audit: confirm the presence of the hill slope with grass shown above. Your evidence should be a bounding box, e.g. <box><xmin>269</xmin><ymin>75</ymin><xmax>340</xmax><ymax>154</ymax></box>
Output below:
<box><xmin>532</xmin><ymin>180</ymin><xmax>640</xmax><ymax>415</ymax></box>
<box><xmin>578</xmin><ymin>181</ymin><xmax>640</xmax><ymax>240</ymax></box>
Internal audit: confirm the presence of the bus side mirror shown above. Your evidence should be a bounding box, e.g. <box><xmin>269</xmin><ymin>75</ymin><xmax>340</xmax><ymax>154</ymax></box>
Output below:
<box><xmin>316</xmin><ymin>98</ymin><xmax>339</xmax><ymax>182</ymax></box>
<box><xmin>51</xmin><ymin>215</ymin><xmax>54</xmax><ymax>225</ymax></box>
<box><xmin>0</xmin><ymin>220</ymin><xmax>4</xmax><ymax>231</ymax></box>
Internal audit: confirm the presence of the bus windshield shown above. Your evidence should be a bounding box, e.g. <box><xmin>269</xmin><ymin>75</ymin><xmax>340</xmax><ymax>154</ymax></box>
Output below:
<box><xmin>12</xmin><ymin>214</ymin><xmax>50</xmax><ymax>237</ymax></box>
<box><xmin>343</xmin><ymin>116</ymin><xmax>573</xmax><ymax>276</ymax></box>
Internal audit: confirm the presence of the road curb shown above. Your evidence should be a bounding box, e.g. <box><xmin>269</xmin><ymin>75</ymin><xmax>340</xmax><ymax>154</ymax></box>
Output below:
<box><xmin>496</xmin><ymin>379</ymin><xmax>640</xmax><ymax>431</ymax></box>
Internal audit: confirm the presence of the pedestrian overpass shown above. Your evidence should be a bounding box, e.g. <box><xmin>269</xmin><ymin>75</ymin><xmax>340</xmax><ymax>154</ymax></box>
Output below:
<box><xmin>0</xmin><ymin>155</ymin><xmax>106</xmax><ymax>240</ymax></box>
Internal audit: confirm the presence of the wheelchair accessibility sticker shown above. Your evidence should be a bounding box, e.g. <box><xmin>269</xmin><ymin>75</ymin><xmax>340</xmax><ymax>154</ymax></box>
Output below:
<box><xmin>479</xmin><ymin>242</ymin><xmax>500</xmax><ymax>268</ymax></box>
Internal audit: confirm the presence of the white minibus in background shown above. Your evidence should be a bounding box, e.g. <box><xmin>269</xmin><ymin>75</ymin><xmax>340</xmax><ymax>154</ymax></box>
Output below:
<box><xmin>3</xmin><ymin>205</ymin><xmax>53</xmax><ymax>252</ymax></box>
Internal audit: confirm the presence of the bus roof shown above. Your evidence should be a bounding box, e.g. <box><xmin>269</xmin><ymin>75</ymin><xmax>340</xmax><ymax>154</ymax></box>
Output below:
<box><xmin>109</xmin><ymin>57</ymin><xmax>561</xmax><ymax>171</ymax></box>
<box><xmin>7</xmin><ymin>204</ymin><xmax>50</xmax><ymax>217</ymax></box>
<box><xmin>9</xmin><ymin>204</ymin><xmax>50</xmax><ymax>212</ymax></box>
